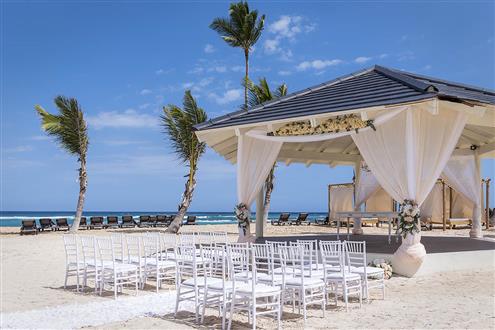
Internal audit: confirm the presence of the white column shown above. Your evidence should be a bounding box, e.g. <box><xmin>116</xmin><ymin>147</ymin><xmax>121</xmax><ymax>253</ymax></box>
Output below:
<box><xmin>470</xmin><ymin>149</ymin><xmax>483</xmax><ymax>238</ymax></box>
<box><xmin>255</xmin><ymin>187</ymin><xmax>265</xmax><ymax>238</ymax></box>
<box><xmin>353</xmin><ymin>161</ymin><xmax>364</xmax><ymax>235</ymax></box>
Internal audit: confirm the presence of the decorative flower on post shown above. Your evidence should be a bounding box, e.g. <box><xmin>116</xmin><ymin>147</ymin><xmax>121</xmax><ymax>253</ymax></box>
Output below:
<box><xmin>398</xmin><ymin>199</ymin><xmax>421</xmax><ymax>238</ymax></box>
<box><xmin>235</xmin><ymin>203</ymin><xmax>251</xmax><ymax>236</ymax></box>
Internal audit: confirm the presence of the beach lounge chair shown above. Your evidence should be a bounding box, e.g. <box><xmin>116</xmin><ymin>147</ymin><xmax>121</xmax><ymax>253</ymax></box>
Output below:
<box><xmin>20</xmin><ymin>219</ymin><xmax>38</xmax><ymax>235</ymax></box>
<box><xmin>55</xmin><ymin>218</ymin><xmax>70</xmax><ymax>231</ymax></box>
<box><xmin>149</xmin><ymin>215</ymin><xmax>157</xmax><ymax>227</ymax></box>
<box><xmin>155</xmin><ymin>215</ymin><xmax>168</xmax><ymax>227</ymax></box>
<box><xmin>165</xmin><ymin>215</ymin><xmax>174</xmax><ymax>226</ymax></box>
<box><xmin>138</xmin><ymin>215</ymin><xmax>151</xmax><ymax>228</ymax></box>
<box><xmin>291</xmin><ymin>213</ymin><xmax>310</xmax><ymax>226</ymax></box>
<box><xmin>105</xmin><ymin>216</ymin><xmax>120</xmax><ymax>229</ymax></box>
<box><xmin>89</xmin><ymin>216</ymin><xmax>104</xmax><ymax>229</ymax></box>
<box><xmin>315</xmin><ymin>216</ymin><xmax>329</xmax><ymax>225</ymax></box>
<box><xmin>184</xmin><ymin>215</ymin><xmax>196</xmax><ymax>225</ymax></box>
<box><xmin>39</xmin><ymin>218</ymin><xmax>55</xmax><ymax>231</ymax></box>
<box><xmin>121</xmin><ymin>215</ymin><xmax>136</xmax><ymax>228</ymax></box>
<box><xmin>79</xmin><ymin>217</ymin><xmax>88</xmax><ymax>230</ymax></box>
<box><xmin>271</xmin><ymin>213</ymin><xmax>290</xmax><ymax>225</ymax></box>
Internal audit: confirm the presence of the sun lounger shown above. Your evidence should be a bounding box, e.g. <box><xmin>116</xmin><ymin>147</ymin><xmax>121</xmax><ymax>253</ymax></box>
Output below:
<box><xmin>315</xmin><ymin>216</ymin><xmax>329</xmax><ymax>225</ymax></box>
<box><xmin>20</xmin><ymin>219</ymin><xmax>38</xmax><ymax>235</ymax></box>
<box><xmin>291</xmin><ymin>213</ymin><xmax>310</xmax><ymax>226</ymax></box>
<box><xmin>55</xmin><ymin>218</ymin><xmax>70</xmax><ymax>231</ymax></box>
<box><xmin>165</xmin><ymin>215</ymin><xmax>174</xmax><ymax>226</ymax></box>
<box><xmin>89</xmin><ymin>216</ymin><xmax>104</xmax><ymax>229</ymax></box>
<box><xmin>105</xmin><ymin>216</ymin><xmax>120</xmax><ymax>229</ymax></box>
<box><xmin>184</xmin><ymin>215</ymin><xmax>196</xmax><ymax>225</ymax></box>
<box><xmin>155</xmin><ymin>215</ymin><xmax>168</xmax><ymax>227</ymax></box>
<box><xmin>121</xmin><ymin>215</ymin><xmax>136</xmax><ymax>228</ymax></box>
<box><xmin>271</xmin><ymin>213</ymin><xmax>290</xmax><ymax>225</ymax></box>
<box><xmin>79</xmin><ymin>217</ymin><xmax>88</xmax><ymax>230</ymax></box>
<box><xmin>39</xmin><ymin>218</ymin><xmax>55</xmax><ymax>231</ymax></box>
<box><xmin>148</xmin><ymin>215</ymin><xmax>158</xmax><ymax>227</ymax></box>
<box><xmin>138</xmin><ymin>215</ymin><xmax>151</xmax><ymax>227</ymax></box>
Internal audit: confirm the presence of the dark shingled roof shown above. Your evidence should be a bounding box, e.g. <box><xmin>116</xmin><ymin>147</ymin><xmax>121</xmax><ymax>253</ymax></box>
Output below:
<box><xmin>195</xmin><ymin>65</ymin><xmax>495</xmax><ymax>131</ymax></box>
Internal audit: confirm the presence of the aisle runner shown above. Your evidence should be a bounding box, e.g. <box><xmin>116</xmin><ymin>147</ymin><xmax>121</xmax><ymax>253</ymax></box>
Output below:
<box><xmin>1</xmin><ymin>291</ymin><xmax>191</xmax><ymax>329</ymax></box>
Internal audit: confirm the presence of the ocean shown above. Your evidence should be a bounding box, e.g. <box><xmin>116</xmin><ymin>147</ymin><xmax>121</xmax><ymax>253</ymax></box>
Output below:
<box><xmin>0</xmin><ymin>211</ymin><xmax>329</xmax><ymax>227</ymax></box>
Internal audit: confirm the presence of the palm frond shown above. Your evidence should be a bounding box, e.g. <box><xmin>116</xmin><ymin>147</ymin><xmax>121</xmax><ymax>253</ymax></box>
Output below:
<box><xmin>35</xmin><ymin>96</ymin><xmax>88</xmax><ymax>158</ymax></box>
<box><xmin>247</xmin><ymin>78</ymin><xmax>288</xmax><ymax>108</ymax></box>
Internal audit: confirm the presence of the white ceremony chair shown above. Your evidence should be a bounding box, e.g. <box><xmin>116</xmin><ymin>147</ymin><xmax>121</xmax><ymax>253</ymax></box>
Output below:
<box><xmin>266</xmin><ymin>241</ymin><xmax>287</xmax><ymax>275</ymax></box>
<box><xmin>160</xmin><ymin>233</ymin><xmax>178</xmax><ymax>261</ymax></box>
<box><xmin>345</xmin><ymin>241</ymin><xmax>385</xmax><ymax>301</ymax></box>
<box><xmin>111</xmin><ymin>232</ymin><xmax>125</xmax><ymax>262</ymax></box>
<box><xmin>295</xmin><ymin>239</ymin><xmax>323</xmax><ymax>270</ymax></box>
<box><xmin>96</xmin><ymin>237</ymin><xmax>139</xmax><ymax>299</ymax></box>
<box><xmin>252</xmin><ymin>243</ymin><xmax>286</xmax><ymax>287</ymax></box>
<box><xmin>80</xmin><ymin>235</ymin><xmax>98</xmax><ymax>291</ymax></box>
<box><xmin>63</xmin><ymin>234</ymin><xmax>83</xmax><ymax>292</ymax></box>
<box><xmin>279</xmin><ymin>245</ymin><xmax>326</xmax><ymax>322</ymax></box>
<box><xmin>175</xmin><ymin>244</ymin><xmax>219</xmax><ymax>323</ymax></box>
<box><xmin>320</xmin><ymin>240</ymin><xmax>362</xmax><ymax>311</ymax></box>
<box><xmin>212</xmin><ymin>231</ymin><xmax>228</xmax><ymax>245</ymax></box>
<box><xmin>142</xmin><ymin>234</ymin><xmax>176</xmax><ymax>292</ymax></box>
<box><xmin>125</xmin><ymin>235</ymin><xmax>146</xmax><ymax>288</ymax></box>
<box><xmin>227</xmin><ymin>244</ymin><xmax>282</xmax><ymax>330</ymax></box>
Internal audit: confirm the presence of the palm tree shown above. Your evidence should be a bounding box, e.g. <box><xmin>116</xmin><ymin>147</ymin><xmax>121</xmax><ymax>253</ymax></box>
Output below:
<box><xmin>162</xmin><ymin>90</ymin><xmax>208</xmax><ymax>233</ymax></box>
<box><xmin>35</xmin><ymin>96</ymin><xmax>89</xmax><ymax>232</ymax></box>
<box><xmin>246</xmin><ymin>78</ymin><xmax>287</xmax><ymax>229</ymax></box>
<box><xmin>210</xmin><ymin>1</ymin><xmax>265</xmax><ymax>110</ymax></box>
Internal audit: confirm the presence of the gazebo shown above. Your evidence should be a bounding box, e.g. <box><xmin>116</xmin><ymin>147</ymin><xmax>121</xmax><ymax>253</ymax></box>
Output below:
<box><xmin>194</xmin><ymin>65</ymin><xmax>495</xmax><ymax>276</ymax></box>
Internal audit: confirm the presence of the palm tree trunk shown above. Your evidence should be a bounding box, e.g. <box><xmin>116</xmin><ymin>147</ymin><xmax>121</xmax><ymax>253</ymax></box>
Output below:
<box><xmin>244</xmin><ymin>49</ymin><xmax>249</xmax><ymax>110</ymax></box>
<box><xmin>70</xmin><ymin>158</ymin><xmax>87</xmax><ymax>232</ymax></box>
<box><xmin>263</xmin><ymin>164</ymin><xmax>275</xmax><ymax>224</ymax></box>
<box><xmin>167</xmin><ymin>166</ymin><xmax>196</xmax><ymax>233</ymax></box>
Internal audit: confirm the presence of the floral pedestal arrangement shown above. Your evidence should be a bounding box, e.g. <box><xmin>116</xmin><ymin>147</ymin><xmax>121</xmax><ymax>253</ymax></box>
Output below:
<box><xmin>235</xmin><ymin>203</ymin><xmax>255</xmax><ymax>243</ymax></box>
<box><xmin>391</xmin><ymin>200</ymin><xmax>426</xmax><ymax>277</ymax></box>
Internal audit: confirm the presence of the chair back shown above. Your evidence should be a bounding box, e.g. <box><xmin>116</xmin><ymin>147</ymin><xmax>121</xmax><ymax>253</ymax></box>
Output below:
<box><xmin>22</xmin><ymin>219</ymin><xmax>37</xmax><ymax>228</ymax></box>
<box><xmin>122</xmin><ymin>215</ymin><xmax>133</xmax><ymax>223</ymax></box>
<box><xmin>80</xmin><ymin>235</ymin><xmax>96</xmax><ymax>264</ymax></box>
<box><xmin>126</xmin><ymin>235</ymin><xmax>143</xmax><ymax>264</ymax></box>
<box><xmin>63</xmin><ymin>234</ymin><xmax>80</xmax><ymax>264</ymax></box>
<box><xmin>212</xmin><ymin>232</ymin><xmax>228</xmax><ymax>245</ymax></box>
<box><xmin>344</xmin><ymin>241</ymin><xmax>367</xmax><ymax>268</ymax></box>
<box><xmin>107</xmin><ymin>216</ymin><xmax>118</xmax><ymax>224</ymax></box>
<box><xmin>57</xmin><ymin>218</ymin><xmax>68</xmax><ymax>226</ymax></box>
<box><xmin>226</xmin><ymin>243</ymin><xmax>251</xmax><ymax>282</ymax></box>
<box><xmin>96</xmin><ymin>237</ymin><xmax>116</xmax><ymax>269</ymax></box>
<box><xmin>280</xmin><ymin>213</ymin><xmax>290</xmax><ymax>222</ymax></box>
<box><xmin>111</xmin><ymin>233</ymin><xmax>125</xmax><ymax>261</ymax></box>
<box><xmin>279</xmin><ymin>245</ymin><xmax>307</xmax><ymax>280</ymax></box>
<box><xmin>186</xmin><ymin>216</ymin><xmax>196</xmax><ymax>224</ymax></box>
<box><xmin>40</xmin><ymin>218</ymin><xmax>53</xmax><ymax>227</ymax></box>
<box><xmin>202</xmin><ymin>244</ymin><xmax>226</xmax><ymax>278</ymax></box>
<box><xmin>292</xmin><ymin>239</ymin><xmax>319</xmax><ymax>271</ymax></box>
<box><xmin>142</xmin><ymin>234</ymin><xmax>160</xmax><ymax>262</ymax></box>
<box><xmin>252</xmin><ymin>243</ymin><xmax>273</xmax><ymax>275</ymax></box>
<box><xmin>179</xmin><ymin>233</ymin><xmax>196</xmax><ymax>246</ymax></box>
<box><xmin>320</xmin><ymin>240</ymin><xmax>348</xmax><ymax>275</ymax></box>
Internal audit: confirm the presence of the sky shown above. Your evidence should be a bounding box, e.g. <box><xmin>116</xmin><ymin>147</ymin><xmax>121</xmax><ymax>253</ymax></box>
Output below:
<box><xmin>1</xmin><ymin>0</ymin><xmax>494</xmax><ymax>212</ymax></box>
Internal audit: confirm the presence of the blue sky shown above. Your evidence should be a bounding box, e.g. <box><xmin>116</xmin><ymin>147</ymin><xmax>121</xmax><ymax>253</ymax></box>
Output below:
<box><xmin>1</xmin><ymin>1</ymin><xmax>494</xmax><ymax>212</ymax></box>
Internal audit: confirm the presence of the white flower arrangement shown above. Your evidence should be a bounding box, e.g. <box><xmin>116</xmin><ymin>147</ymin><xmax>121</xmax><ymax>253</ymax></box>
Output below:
<box><xmin>234</xmin><ymin>203</ymin><xmax>251</xmax><ymax>236</ymax></box>
<box><xmin>370</xmin><ymin>258</ymin><xmax>393</xmax><ymax>279</ymax></box>
<box><xmin>398</xmin><ymin>199</ymin><xmax>421</xmax><ymax>237</ymax></box>
<box><xmin>273</xmin><ymin>114</ymin><xmax>376</xmax><ymax>137</ymax></box>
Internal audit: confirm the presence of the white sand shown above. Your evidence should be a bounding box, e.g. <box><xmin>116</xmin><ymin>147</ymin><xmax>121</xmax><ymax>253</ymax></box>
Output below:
<box><xmin>1</xmin><ymin>224</ymin><xmax>494</xmax><ymax>329</ymax></box>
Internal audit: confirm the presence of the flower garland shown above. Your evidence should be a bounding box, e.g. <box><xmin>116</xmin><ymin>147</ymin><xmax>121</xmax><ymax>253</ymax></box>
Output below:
<box><xmin>398</xmin><ymin>199</ymin><xmax>421</xmax><ymax>238</ymax></box>
<box><xmin>273</xmin><ymin>114</ymin><xmax>375</xmax><ymax>137</ymax></box>
<box><xmin>234</xmin><ymin>203</ymin><xmax>251</xmax><ymax>236</ymax></box>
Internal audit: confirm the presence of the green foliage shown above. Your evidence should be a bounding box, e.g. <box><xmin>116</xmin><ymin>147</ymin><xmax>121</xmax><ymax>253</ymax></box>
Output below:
<box><xmin>210</xmin><ymin>1</ymin><xmax>265</xmax><ymax>52</ymax></box>
<box><xmin>246</xmin><ymin>77</ymin><xmax>288</xmax><ymax>107</ymax></box>
<box><xmin>161</xmin><ymin>90</ymin><xmax>208</xmax><ymax>165</ymax></box>
<box><xmin>35</xmin><ymin>96</ymin><xmax>88</xmax><ymax>159</ymax></box>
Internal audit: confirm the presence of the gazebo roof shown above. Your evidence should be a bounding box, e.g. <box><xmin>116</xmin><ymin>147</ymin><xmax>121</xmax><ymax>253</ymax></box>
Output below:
<box><xmin>195</xmin><ymin>65</ymin><xmax>495</xmax><ymax>166</ymax></box>
<box><xmin>195</xmin><ymin>65</ymin><xmax>495</xmax><ymax>131</ymax></box>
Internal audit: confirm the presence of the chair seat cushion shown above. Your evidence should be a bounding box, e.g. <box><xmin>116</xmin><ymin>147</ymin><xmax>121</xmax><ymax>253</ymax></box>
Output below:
<box><xmin>104</xmin><ymin>263</ymin><xmax>138</xmax><ymax>273</ymax></box>
<box><xmin>235</xmin><ymin>283</ymin><xmax>281</xmax><ymax>295</ymax></box>
<box><xmin>145</xmin><ymin>259</ymin><xmax>176</xmax><ymax>268</ymax></box>
<box><xmin>351</xmin><ymin>266</ymin><xmax>384</xmax><ymax>276</ymax></box>
<box><xmin>285</xmin><ymin>276</ymin><xmax>325</xmax><ymax>287</ymax></box>
<box><xmin>183</xmin><ymin>276</ymin><xmax>223</xmax><ymax>287</ymax></box>
<box><xmin>325</xmin><ymin>272</ymin><xmax>361</xmax><ymax>280</ymax></box>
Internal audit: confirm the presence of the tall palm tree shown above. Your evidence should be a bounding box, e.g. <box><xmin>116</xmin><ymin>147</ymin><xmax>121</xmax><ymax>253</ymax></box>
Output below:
<box><xmin>210</xmin><ymin>1</ymin><xmax>265</xmax><ymax>110</ymax></box>
<box><xmin>246</xmin><ymin>78</ymin><xmax>287</xmax><ymax>228</ymax></box>
<box><xmin>162</xmin><ymin>90</ymin><xmax>208</xmax><ymax>233</ymax></box>
<box><xmin>35</xmin><ymin>96</ymin><xmax>89</xmax><ymax>232</ymax></box>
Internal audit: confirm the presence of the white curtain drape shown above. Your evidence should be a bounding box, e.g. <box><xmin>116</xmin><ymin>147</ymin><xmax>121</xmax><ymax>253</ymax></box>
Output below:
<box><xmin>352</xmin><ymin>104</ymin><xmax>467</xmax><ymax>206</ymax></box>
<box><xmin>420</xmin><ymin>182</ymin><xmax>444</xmax><ymax>222</ymax></box>
<box><xmin>237</xmin><ymin>130</ymin><xmax>283</xmax><ymax>207</ymax></box>
<box><xmin>451</xmin><ymin>189</ymin><xmax>474</xmax><ymax>218</ymax></box>
<box><xmin>366</xmin><ymin>188</ymin><xmax>394</xmax><ymax>212</ymax></box>
<box><xmin>355</xmin><ymin>164</ymin><xmax>381</xmax><ymax>207</ymax></box>
<box><xmin>441</xmin><ymin>155</ymin><xmax>480</xmax><ymax>220</ymax></box>
<box><xmin>329</xmin><ymin>186</ymin><xmax>354</xmax><ymax>220</ymax></box>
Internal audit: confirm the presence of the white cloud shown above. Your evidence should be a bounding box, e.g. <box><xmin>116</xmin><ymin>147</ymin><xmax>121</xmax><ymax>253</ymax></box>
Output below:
<box><xmin>139</xmin><ymin>89</ymin><xmax>152</xmax><ymax>95</ymax></box>
<box><xmin>204</xmin><ymin>44</ymin><xmax>215</xmax><ymax>53</ymax></box>
<box><xmin>86</xmin><ymin>109</ymin><xmax>159</xmax><ymax>129</ymax></box>
<box><xmin>354</xmin><ymin>56</ymin><xmax>372</xmax><ymax>64</ymax></box>
<box><xmin>102</xmin><ymin>139</ymin><xmax>147</xmax><ymax>146</ymax></box>
<box><xmin>208</xmin><ymin>66</ymin><xmax>227</xmax><ymax>73</ymax></box>
<box><xmin>264</xmin><ymin>39</ymin><xmax>280</xmax><ymax>54</ymax></box>
<box><xmin>4</xmin><ymin>145</ymin><xmax>33</xmax><ymax>153</ymax></box>
<box><xmin>278</xmin><ymin>70</ymin><xmax>292</xmax><ymax>76</ymax></box>
<box><xmin>231</xmin><ymin>66</ymin><xmax>244</xmax><ymax>72</ymax></box>
<box><xmin>379</xmin><ymin>53</ymin><xmax>388</xmax><ymax>59</ymax></box>
<box><xmin>208</xmin><ymin>89</ymin><xmax>243</xmax><ymax>105</ymax></box>
<box><xmin>422</xmin><ymin>64</ymin><xmax>432</xmax><ymax>71</ymax></box>
<box><xmin>297</xmin><ymin>59</ymin><xmax>342</xmax><ymax>71</ymax></box>
<box><xmin>397</xmin><ymin>51</ymin><xmax>415</xmax><ymax>61</ymax></box>
<box><xmin>155</xmin><ymin>68</ymin><xmax>173</xmax><ymax>75</ymax></box>
<box><xmin>29</xmin><ymin>135</ymin><xmax>50</xmax><ymax>141</ymax></box>
<box><xmin>138</xmin><ymin>103</ymin><xmax>151</xmax><ymax>110</ymax></box>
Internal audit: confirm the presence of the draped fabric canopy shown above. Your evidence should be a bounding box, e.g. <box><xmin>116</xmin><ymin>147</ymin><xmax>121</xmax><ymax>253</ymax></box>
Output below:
<box><xmin>365</xmin><ymin>188</ymin><xmax>394</xmax><ymax>212</ymax></box>
<box><xmin>355</xmin><ymin>164</ymin><xmax>381</xmax><ymax>207</ymax></box>
<box><xmin>236</xmin><ymin>130</ymin><xmax>283</xmax><ymax>208</ymax></box>
<box><xmin>420</xmin><ymin>182</ymin><xmax>444</xmax><ymax>222</ymax></box>
<box><xmin>352</xmin><ymin>104</ymin><xmax>467</xmax><ymax>206</ymax></box>
<box><xmin>329</xmin><ymin>185</ymin><xmax>354</xmax><ymax>220</ymax></box>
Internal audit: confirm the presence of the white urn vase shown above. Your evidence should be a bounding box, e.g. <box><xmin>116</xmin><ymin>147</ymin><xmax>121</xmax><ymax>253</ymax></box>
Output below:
<box><xmin>391</xmin><ymin>232</ymin><xmax>426</xmax><ymax>277</ymax></box>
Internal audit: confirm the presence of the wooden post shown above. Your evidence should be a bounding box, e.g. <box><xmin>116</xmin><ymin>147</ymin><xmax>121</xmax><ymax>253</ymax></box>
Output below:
<box><xmin>486</xmin><ymin>178</ymin><xmax>491</xmax><ymax>230</ymax></box>
<box><xmin>442</xmin><ymin>180</ymin><xmax>447</xmax><ymax>231</ymax></box>
<box><xmin>255</xmin><ymin>187</ymin><xmax>265</xmax><ymax>238</ymax></box>
<box><xmin>470</xmin><ymin>149</ymin><xmax>483</xmax><ymax>238</ymax></box>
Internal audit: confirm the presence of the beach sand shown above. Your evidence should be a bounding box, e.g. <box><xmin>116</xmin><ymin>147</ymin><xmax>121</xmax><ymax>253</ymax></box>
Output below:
<box><xmin>1</xmin><ymin>224</ymin><xmax>494</xmax><ymax>329</ymax></box>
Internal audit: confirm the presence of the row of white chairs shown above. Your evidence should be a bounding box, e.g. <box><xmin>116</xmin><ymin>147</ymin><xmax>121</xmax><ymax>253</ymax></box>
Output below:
<box><xmin>174</xmin><ymin>239</ymin><xmax>385</xmax><ymax>330</ymax></box>
<box><xmin>63</xmin><ymin>232</ymin><xmax>229</xmax><ymax>298</ymax></box>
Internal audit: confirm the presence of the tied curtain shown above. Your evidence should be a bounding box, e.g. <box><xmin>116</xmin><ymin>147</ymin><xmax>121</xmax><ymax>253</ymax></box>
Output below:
<box><xmin>237</xmin><ymin>130</ymin><xmax>283</xmax><ymax>208</ymax></box>
<box><xmin>420</xmin><ymin>182</ymin><xmax>444</xmax><ymax>222</ymax></box>
<box><xmin>329</xmin><ymin>185</ymin><xmax>354</xmax><ymax>220</ymax></box>
<box><xmin>441</xmin><ymin>155</ymin><xmax>480</xmax><ymax>220</ymax></box>
<box><xmin>355</xmin><ymin>164</ymin><xmax>381</xmax><ymax>207</ymax></box>
<box><xmin>451</xmin><ymin>189</ymin><xmax>474</xmax><ymax>218</ymax></box>
<box><xmin>352</xmin><ymin>104</ymin><xmax>467</xmax><ymax>207</ymax></box>
<box><xmin>366</xmin><ymin>188</ymin><xmax>394</xmax><ymax>212</ymax></box>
